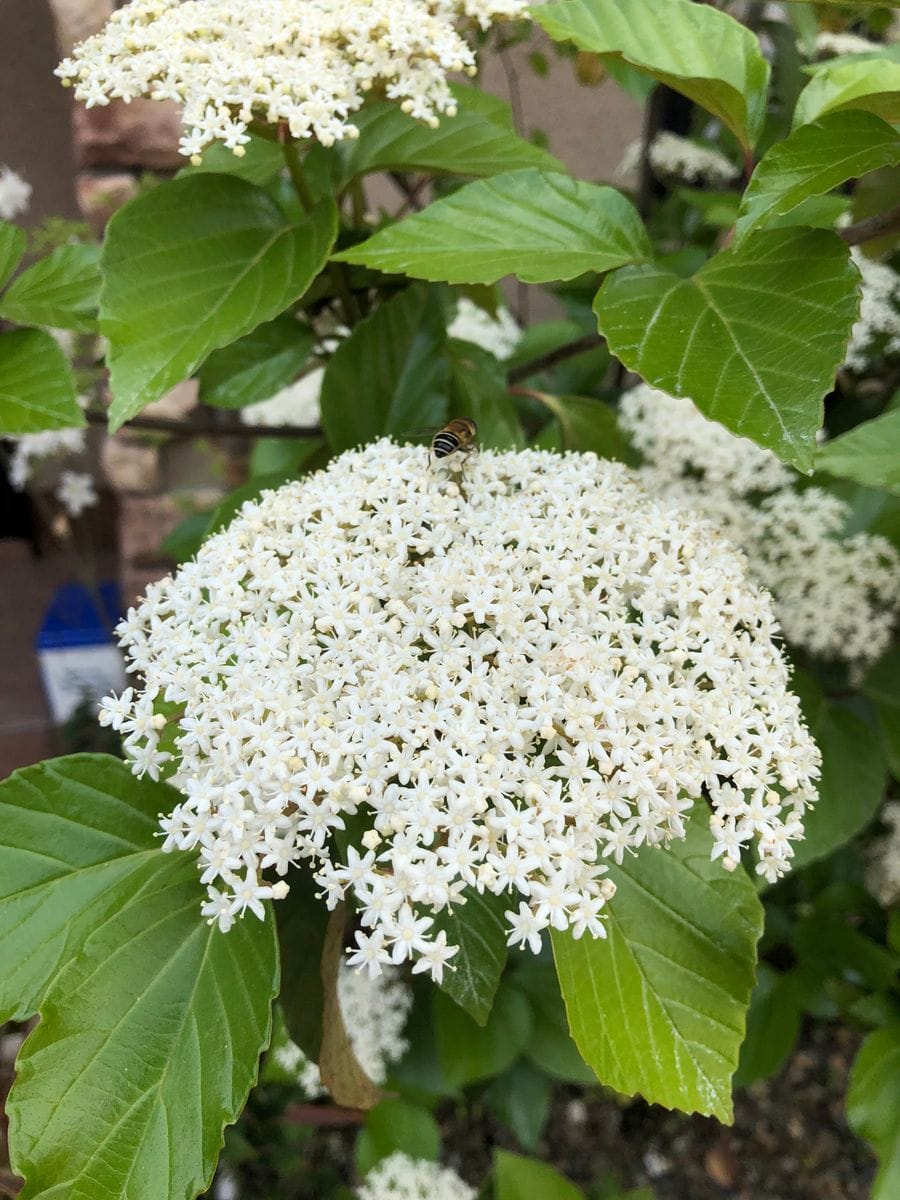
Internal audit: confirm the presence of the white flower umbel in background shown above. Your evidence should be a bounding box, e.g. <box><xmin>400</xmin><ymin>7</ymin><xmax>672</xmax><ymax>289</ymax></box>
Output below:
<box><xmin>813</xmin><ymin>31</ymin><xmax>884</xmax><ymax>58</ymax></box>
<box><xmin>273</xmin><ymin>964</ymin><xmax>411</xmax><ymax>1095</ymax></box>
<box><xmin>866</xmin><ymin>802</ymin><xmax>900</xmax><ymax>909</ymax></box>
<box><xmin>0</xmin><ymin>165</ymin><xmax>31</xmax><ymax>221</ymax></box>
<box><xmin>618</xmin><ymin>132</ymin><xmax>739</xmax><ymax>187</ymax></box>
<box><xmin>56</xmin><ymin>0</ymin><xmax>528</xmax><ymax>163</ymax></box>
<box><xmin>56</xmin><ymin>470</ymin><xmax>99</xmax><ymax>518</ymax></box>
<box><xmin>621</xmin><ymin>386</ymin><xmax>900</xmax><ymax>670</ymax></box>
<box><xmin>101</xmin><ymin>440</ymin><xmax>820</xmax><ymax>975</ymax></box>
<box><xmin>845</xmin><ymin>248</ymin><xmax>900</xmax><ymax>372</ymax></box>
<box><xmin>241</xmin><ymin>367</ymin><xmax>325</xmax><ymax>429</ymax></box>
<box><xmin>357</xmin><ymin>1153</ymin><xmax>475</xmax><ymax>1200</ymax></box>
<box><xmin>448</xmin><ymin>298</ymin><xmax>521</xmax><ymax>360</ymax></box>
<box><xmin>8</xmin><ymin>428</ymin><xmax>89</xmax><ymax>492</ymax></box>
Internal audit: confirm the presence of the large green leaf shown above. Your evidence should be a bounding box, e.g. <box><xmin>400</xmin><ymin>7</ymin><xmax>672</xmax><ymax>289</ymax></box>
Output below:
<box><xmin>184</xmin><ymin>135</ymin><xmax>285</xmax><ymax>185</ymax></box>
<box><xmin>552</xmin><ymin>815</ymin><xmax>764</xmax><ymax>1122</ymax></box>
<box><xmin>432</xmin><ymin>886</ymin><xmax>510</xmax><ymax>1025</ymax></box>
<box><xmin>275</xmin><ymin>866</ymin><xmax>330</xmax><ymax>1060</ymax></box>
<box><xmin>733</xmin><ymin>966</ymin><xmax>802</xmax><ymax>1088</ymax></box>
<box><xmin>735</xmin><ymin>111</ymin><xmax>900</xmax><ymax>246</ymax></box>
<box><xmin>817</xmin><ymin>408</ymin><xmax>900</xmax><ymax>497</ymax></box>
<box><xmin>337</xmin><ymin>100</ymin><xmax>563</xmax><ymax>181</ymax></box>
<box><xmin>320</xmin><ymin>283</ymin><xmax>448</xmax><ymax>452</ymax></box>
<box><xmin>100</xmin><ymin>174</ymin><xmax>337</xmax><ymax>431</ymax></box>
<box><xmin>594</xmin><ymin>227</ymin><xmax>860</xmax><ymax>472</ymax></box>
<box><xmin>446</xmin><ymin>339</ymin><xmax>523</xmax><ymax>452</ymax></box>
<box><xmin>1</xmin><ymin>755</ymin><xmax>279</xmax><ymax>1200</ymax></box>
<box><xmin>494</xmin><ymin>1150</ymin><xmax>585</xmax><ymax>1200</ymax></box>
<box><xmin>0</xmin><ymin>327</ymin><xmax>83</xmax><ymax>435</ymax></box>
<box><xmin>862</xmin><ymin>648</ymin><xmax>900</xmax><ymax>780</ymax></box>
<box><xmin>533</xmin><ymin>0</ymin><xmax>770</xmax><ymax>149</ymax></box>
<box><xmin>333</xmin><ymin>170</ymin><xmax>650</xmax><ymax>285</ymax></box>
<box><xmin>847</xmin><ymin>1025</ymin><xmax>900</xmax><ymax>1200</ymax></box>
<box><xmin>483</xmin><ymin>1061</ymin><xmax>552</xmax><ymax>1151</ymax></box>
<box><xmin>198</xmin><ymin>315</ymin><xmax>315</xmax><ymax>410</ymax></box>
<box><xmin>433</xmin><ymin>980</ymin><xmax>533</xmax><ymax>1088</ymax></box>
<box><xmin>513</xmin><ymin>958</ymin><xmax>596</xmax><ymax>1085</ymax></box>
<box><xmin>0</xmin><ymin>243</ymin><xmax>101</xmax><ymax>332</ymax></box>
<box><xmin>794</xmin><ymin>56</ymin><xmax>900</xmax><ymax>128</ymax></box>
<box><xmin>0</xmin><ymin>220</ymin><xmax>26</xmax><ymax>287</ymax></box>
<box><xmin>791</xmin><ymin>671</ymin><xmax>886</xmax><ymax>867</ymax></box>
<box><xmin>356</xmin><ymin>1099</ymin><xmax>440</xmax><ymax>1175</ymax></box>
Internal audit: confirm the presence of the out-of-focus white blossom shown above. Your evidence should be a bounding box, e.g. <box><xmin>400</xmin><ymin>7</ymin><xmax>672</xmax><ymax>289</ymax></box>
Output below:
<box><xmin>814</xmin><ymin>31</ymin><xmax>883</xmax><ymax>58</ymax></box>
<box><xmin>56</xmin><ymin>470</ymin><xmax>98</xmax><ymax>516</ymax></box>
<box><xmin>273</xmin><ymin>964</ymin><xmax>411</xmax><ymax>1094</ymax></box>
<box><xmin>448</xmin><ymin>298</ymin><xmax>521</xmax><ymax>360</ymax></box>
<box><xmin>866</xmin><ymin>802</ymin><xmax>900</xmax><ymax>908</ymax></box>
<box><xmin>100</xmin><ymin>440</ymin><xmax>819</xmax><ymax>973</ymax></box>
<box><xmin>357</xmin><ymin>1153</ymin><xmax>475</xmax><ymax>1200</ymax></box>
<box><xmin>619</xmin><ymin>385</ymin><xmax>794</xmax><ymax>496</ymax></box>
<box><xmin>621</xmin><ymin>386</ymin><xmax>900</xmax><ymax>669</ymax></box>
<box><xmin>56</xmin><ymin>0</ymin><xmax>527</xmax><ymax>162</ymax></box>
<box><xmin>0</xmin><ymin>165</ymin><xmax>32</xmax><ymax>220</ymax></box>
<box><xmin>845</xmin><ymin>249</ymin><xmax>900</xmax><ymax>372</ymax></box>
<box><xmin>8</xmin><ymin>428</ymin><xmax>88</xmax><ymax>490</ymax></box>
<box><xmin>618</xmin><ymin>132</ymin><xmax>739</xmax><ymax>187</ymax></box>
<box><xmin>241</xmin><ymin>367</ymin><xmax>324</xmax><ymax>428</ymax></box>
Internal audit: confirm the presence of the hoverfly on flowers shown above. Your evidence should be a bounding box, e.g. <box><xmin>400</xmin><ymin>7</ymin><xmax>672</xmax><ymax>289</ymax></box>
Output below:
<box><xmin>429</xmin><ymin>417</ymin><xmax>478</xmax><ymax>467</ymax></box>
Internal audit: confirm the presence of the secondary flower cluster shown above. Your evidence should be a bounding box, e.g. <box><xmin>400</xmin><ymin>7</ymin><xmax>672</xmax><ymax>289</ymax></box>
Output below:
<box><xmin>101</xmin><ymin>442</ymin><xmax>819</xmax><ymax>974</ymax></box>
<box><xmin>866</xmin><ymin>802</ymin><xmax>900</xmax><ymax>909</ymax></box>
<box><xmin>618</xmin><ymin>132</ymin><xmax>739</xmax><ymax>188</ymax></box>
<box><xmin>0</xmin><ymin>165</ymin><xmax>31</xmax><ymax>221</ymax></box>
<box><xmin>273</xmin><ymin>964</ymin><xmax>411</xmax><ymax>1094</ymax></box>
<box><xmin>56</xmin><ymin>0</ymin><xmax>527</xmax><ymax>161</ymax></box>
<box><xmin>845</xmin><ymin>248</ymin><xmax>900</xmax><ymax>372</ymax></box>
<box><xmin>620</xmin><ymin>386</ymin><xmax>900</xmax><ymax>669</ymax></box>
<box><xmin>357</xmin><ymin>1153</ymin><xmax>474</xmax><ymax>1200</ymax></box>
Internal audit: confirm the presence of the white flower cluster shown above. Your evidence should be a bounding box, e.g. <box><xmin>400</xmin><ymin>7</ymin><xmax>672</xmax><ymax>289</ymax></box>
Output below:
<box><xmin>814</xmin><ymin>31</ymin><xmax>883</xmax><ymax>58</ymax></box>
<box><xmin>273</xmin><ymin>963</ymin><xmax>411</xmax><ymax>1094</ymax></box>
<box><xmin>100</xmin><ymin>441</ymin><xmax>819</xmax><ymax>975</ymax></box>
<box><xmin>448</xmin><ymin>298</ymin><xmax>521</xmax><ymax>360</ymax></box>
<box><xmin>618</xmin><ymin>132</ymin><xmax>739</xmax><ymax>187</ymax></box>
<box><xmin>357</xmin><ymin>1153</ymin><xmax>475</xmax><ymax>1200</ymax></box>
<box><xmin>56</xmin><ymin>0</ymin><xmax>526</xmax><ymax>162</ymax></box>
<box><xmin>621</xmin><ymin>386</ymin><xmax>900</xmax><ymax>669</ymax></box>
<box><xmin>866</xmin><ymin>802</ymin><xmax>900</xmax><ymax>909</ymax></box>
<box><xmin>845</xmin><ymin>249</ymin><xmax>900</xmax><ymax>372</ymax></box>
<box><xmin>241</xmin><ymin>300</ymin><xmax>518</xmax><ymax>428</ymax></box>
<box><xmin>0</xmin><ymin>165</ymin><xmax>31</xmax><ymax>221</ymax></box>
<box><xmin>8</xmin><ymin>428</ymin><xmax>87</xmax><ymax>491</ymax></box>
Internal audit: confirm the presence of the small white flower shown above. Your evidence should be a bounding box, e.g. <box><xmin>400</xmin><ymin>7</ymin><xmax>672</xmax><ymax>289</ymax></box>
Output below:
<box><xmin>0</xmin><ymin>165</ymin><xmax>32</xmax><ymax>220</ymax></box>
<box><xmin>357</xmin><ymin>1152</ymin><xmax>475</xmax><ymax>1200</ymax></box>
<box><xmin>56</xmin><ymin>470</ymin><xmax>98</xmax><ymax>517</ymax></box>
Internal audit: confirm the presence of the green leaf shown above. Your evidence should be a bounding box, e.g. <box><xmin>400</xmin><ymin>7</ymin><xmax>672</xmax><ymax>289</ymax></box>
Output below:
<box><xmin>356</xmin><ymin>1099</ymin><xmax>440</xmax><ymax>1175</ymax></box>
<box><xmin>862</xmin><ymin>649</ymin><xmax>900</xmax><ymax>781</ymax></box>
<box><xmin>734</xmin><ymin>966</ymin><xmax>802</xmax><ymax>1088</ymax></box>
<box><xmin>533</xmin><ymin>0</ymin><xmax>770</xmax><ymax>149</ymax></box>
<box><xmin>433</xmin><ymin>980</ymin><xmax>533</xmax><ymax>1088</ymax></box>
<box><xmin>735</xmin><ymin>111</ymin><xmax>900</xmax><ymax>246</ymax></box>
<box><xmin>847</xmin><ymin>1025</ymin><xmax>900</xmax><ymax>1200</ymax></box>
<box><xmin>432</xmin><ymin>886</ymin><xmax>510</xmax><ymax>1025</ymax></box>
<box><xmin>494</xmin><ymin>1150</ymin><xmax>585</xmax><ymax>1200</ymax></box>
<box><xmin>794</xmin><ymin>56</ymin><xmax>900</xmax><ymax>129</ymax></box>
<box><xmin>450</xmin><ymin>82</ymin><xmax>515</xmax><ymax>129</ymax></box>
<box><xmin>185</xmin><ymin>135</ymin><xmax>285</xmax><ymax>185</ymax></box>
<box><xmin>320</xmin><ymin>284</ymin><xmax>448</xmax><ymax>452</ymax></box>
<box><xmin>1</xmin><ymin>755</ymin><xmax>279</xmax><ymax>1200</ymax></box>
<box><xmin>250</xmin><ymin>436</ymin><xmax>325</xmax><ymax>479</ymax></box>
<box><xmin>483</xmin><ymin>1060</ymin><xmax>552</xmax><ymax>1151</ymax></box>
<box><xmin>532</xmin><ymin>393</ymin><xmax>638</xmax><ymax>463</ymax></box>
<box><xmin>595</xmin><ymin>228</ymin><xmax>860</xmax><ymax>472</ymax></box>
<box><xmin>793</xmin><ymin>913</ymin><xmax>898</xmax><ymax>992</ymax></box>
<box><xmin>0</xmin><ymin>327</ymin><xmax>83</xmax><ymax>435</ymax></box>
<box><xmin>514</xmin><ymin>958</ymin><xmax>596</xmax><ymax>1085</ymax></box>
<box><xmin>791</xmin><ymin>671</ymin><xmax>886</xmax><ymax>867</ymax></box>
<box><xmin>161</xmin><ymin>511</ymin><xmax>214</xmax><ymax>565</ymax></box>
<box><xmin>337</xmin><ymin>101</ymin><xmax>563</xmax><ymax>182</ymax></box>
<box><xmin>552</xmin><ymin>815</ymin><xmax>764</xmax><ymax>1122</ymax></box>
<box><xmin>334</xmin><ymin>170</ymin><xmax>650</xmax><ymax>285</ymax></box>
<box><xmin>100</xmin><ymin>174</ymin><xmax>337</xmax><ymax>431</ymax></box>
<box><xmin>0</xmin><ymin>243</ymin><xmax>101</xmax><ymax>332</ymax></box>
<box><xmin>817</xmin><ymin>408</ymin><xmax>900</xmax><ymax>497</ymax></box>
<box><xmin>0</xmin><ymin>220</ymin><xmax>26</xmax><ymax>286</ymax></box>
<box><xmin>446</xmin><ymin>340</ymin><xmax>523</xmax><ymax>452</ymax></box>
<box><xmin>276</xmin><ymin>867</ymin><xmax>330</xmax><ymax>1061</ymax></box>
<box><xmin>198</xmin><ymin>316</ymin><xmax>315</xmax><ymax>410</ymax></box>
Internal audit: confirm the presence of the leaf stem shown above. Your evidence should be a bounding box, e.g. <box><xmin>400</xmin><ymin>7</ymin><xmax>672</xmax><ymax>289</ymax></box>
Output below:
<box><xmin>839</xmin><ymin>205</ymin><xmax>900</xmax><ymax>247</ymax></box>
